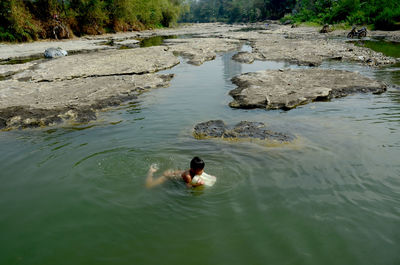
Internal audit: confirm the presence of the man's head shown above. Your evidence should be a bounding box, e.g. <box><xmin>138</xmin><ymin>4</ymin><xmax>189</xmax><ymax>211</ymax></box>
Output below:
<box><xmin>190</xmin><ymin>156</ymin><xmax>205</xmax><ymax>175</ymax></box>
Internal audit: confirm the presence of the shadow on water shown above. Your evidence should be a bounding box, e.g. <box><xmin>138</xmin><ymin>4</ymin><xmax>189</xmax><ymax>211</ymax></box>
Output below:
<box><xmin>232</xmin><ymin>26</ymin><xmax>269</xmax><ymax>32</ymax></box>
<box><xmin>139</xmin><ymin>35</ymin><xmax>177</xmax><ymax>47</ymax></box>
<box><xmin>0</xmin><ymin>56</ymin><xmax>43</xmax><ymax>65</ymax></box>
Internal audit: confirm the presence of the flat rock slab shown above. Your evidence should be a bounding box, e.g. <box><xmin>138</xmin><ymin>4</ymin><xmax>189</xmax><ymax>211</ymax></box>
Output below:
<box><xmin>13</xmin><ymin>46</ymin><xmax>179</xmax><ymax>82</ymax></box>
<box><xmin>165</xmin><ymin>38</ymin><xmax>241</xmax><ymax>65</ymax></box>
<box><xmin>252</xmin><ymin>36</ymin><xmax>397</xmax><ymax>66</ymax></box>
<box><xmin>0</xmin><ymin>39</ymin><xmax>111</xmax><ymax>62</ymax></box>
<box><xmin>229</xmin><ymin>69</ymin><xmax>387</xmax><ymax>110</ymax></box>
<box><xmin>0</xmin><ymin>62</ymin><xmax>38</xmax><ymax>78</ymax></box>
<box><xmin>0</xmin><ymin>74</ymin><xmax>173</xmax><ymax>130</ymax></box>
<box><xmin>194</xmin><ymin>120</ymin><xmax>295</xmax><ymax>143</ymax></box>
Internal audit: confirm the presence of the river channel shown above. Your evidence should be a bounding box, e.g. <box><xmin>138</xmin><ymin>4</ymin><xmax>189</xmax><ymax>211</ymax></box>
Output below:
<box><xmin>0</xmin><ymin>43</ymin><xmax>399</xmax><ymax>265</ymax></box>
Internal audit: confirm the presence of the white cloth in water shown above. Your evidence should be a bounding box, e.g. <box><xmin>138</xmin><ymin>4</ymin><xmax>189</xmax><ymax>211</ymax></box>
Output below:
<box><xmin>191</xmin><ymin>172</ymin><xmax>216</xmax><ymax>187</ymax></box>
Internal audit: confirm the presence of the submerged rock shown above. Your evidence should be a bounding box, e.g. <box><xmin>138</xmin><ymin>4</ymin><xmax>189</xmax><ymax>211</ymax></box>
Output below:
<box><xmin>229</xmin><ymin>69</ymin><xmax>387</xmax><ymax>110</ymax></box>
<box><xmin>194</xmin><ymin>120</ymin><xmax>295</xmax><ymax>143</ymax></box>
<box><xmin>194</xmin><ymin>120</ymin><xmax>226</xmax><ymax>137</ymax></box>
<box><xmin>232</xmin><ymin>52</ymin><xmax>255</xmax><ymax>64</ymax></box>
<box><xmin>44</xmin><ymin>47</ymin><xmax>68</xmax><ymax>58</ymax></box>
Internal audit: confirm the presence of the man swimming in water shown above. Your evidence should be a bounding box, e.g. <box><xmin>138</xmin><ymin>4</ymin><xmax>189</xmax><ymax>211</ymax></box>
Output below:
<box><xmin>146</xmin><ymin>156</ymin><xmax>206</xmax><ymax>188</ymax></box>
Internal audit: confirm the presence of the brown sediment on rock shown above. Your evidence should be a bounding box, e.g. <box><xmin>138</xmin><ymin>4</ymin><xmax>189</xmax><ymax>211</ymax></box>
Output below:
<box><xmin>0</xmin><ymin>74</ymin><xmax>173</xmax><ymax>130</ymax></box>
<box><xmin>229</xmin><ymin>69</ymin><xmax>387</xmax><ymax>110</ymax></box>
<box><xmin>165</xmin><ymin>38</ymin><xmax>241</xmax><ymax>65</ymax></box>
<box><xmin>193</xmin><ymin>120</ymin><xmax>295</xmax><ymax>143</ymax></box>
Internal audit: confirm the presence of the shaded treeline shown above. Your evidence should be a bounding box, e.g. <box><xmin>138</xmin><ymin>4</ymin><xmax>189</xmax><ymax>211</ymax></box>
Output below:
<box><xmin>180</xmin><ymin>0</ymin><xmax>295</xmax><ymax>23</ymax></box>
<box><xmin>181</xmin><ymin>0</ymin><xmax>400</xmax><ymax>30</ymax></box>
<box><xmin>0</xmin><ymin>0</ymin><xmax>188</xmax><ymax>42</ymax></box>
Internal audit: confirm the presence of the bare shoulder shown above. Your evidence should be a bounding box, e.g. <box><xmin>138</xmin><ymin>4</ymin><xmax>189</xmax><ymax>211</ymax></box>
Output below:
<box><xmin>181</xmin><ymin>170</ymin><xmax>191</xmax><ymax>183</ymax></box>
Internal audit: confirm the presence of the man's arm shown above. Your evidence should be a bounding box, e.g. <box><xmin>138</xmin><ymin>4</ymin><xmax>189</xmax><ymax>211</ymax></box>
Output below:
<box><xmin>146</xmin><ymin>165</ymin><xmax>167</xmax><ymax>188</ymax></box>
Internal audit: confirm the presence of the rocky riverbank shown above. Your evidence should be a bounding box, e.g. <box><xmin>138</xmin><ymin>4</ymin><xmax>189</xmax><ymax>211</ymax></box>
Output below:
<box><xmin>0</xmin><ymin>74</ymin><xmax>173</xmax><ymax>129</ymax></box>
<box><xmin>0</xmin><ymin>23</ymin><xmax>399</xmax><ymax>130</ymax></box>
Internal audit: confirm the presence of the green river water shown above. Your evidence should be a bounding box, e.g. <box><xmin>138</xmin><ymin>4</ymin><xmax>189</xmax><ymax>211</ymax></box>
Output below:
<box><xmin>0</xmin><ymin>45</ymin><xmax>400</xmax><ymax>265</ymax></box>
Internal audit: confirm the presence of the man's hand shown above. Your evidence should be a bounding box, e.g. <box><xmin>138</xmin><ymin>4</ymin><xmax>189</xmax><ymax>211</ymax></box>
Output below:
<box><xmin>192</xmin><ymin>179</ymin><xmax>205</xmax><ymax>186</ymax></box>
<box><xmin>149</xmin><ymin>164</ymin><xmax>159</xmax><ymax>173</ymax></box>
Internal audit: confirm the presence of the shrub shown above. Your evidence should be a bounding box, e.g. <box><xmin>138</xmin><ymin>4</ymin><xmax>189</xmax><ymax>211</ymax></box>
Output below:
<box><xmin>347</xmin><ymin>10</ymin><xmax>366</xmax><ymax>25</ymax></box>
<box><xmin>327</xmin><ymin>0</ymin><xmax>360</xmax><ymax>24</ymax></box>
<box><xmin>1</xmin><ymin>0</ymin><xmax>42</xmax><ymax>42</ymax></box>
<box><xmin>373</xmin><ymin>7</ymin><xmax>400</xmax><ymax>30</ymax></box>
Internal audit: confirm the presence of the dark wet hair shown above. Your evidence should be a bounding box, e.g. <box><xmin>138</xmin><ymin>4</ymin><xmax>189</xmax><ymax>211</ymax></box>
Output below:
<box><xmin>190</xmin><ymin>157</ymin><xmax>205</xmax><ymax>170</ymax></box>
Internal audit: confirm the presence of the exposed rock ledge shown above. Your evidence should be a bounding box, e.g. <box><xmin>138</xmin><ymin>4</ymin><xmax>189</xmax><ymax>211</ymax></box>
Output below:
<box><xmin>165</xmin><ymin>38</ymin><xmax>241</xmax><ymax>65</ymax></box>
<box><xmin>194</xmin><ymin>120</ymin><xmax>295</xmax><ymax>143</ymax></box>
<box><xmin>0</xmin><ymin>74</ymin><xmax>173</xmax><ymax>130</ymax></box>
<box><xmin>251</xmin><ymin>36</ymin><xmax>397</xmax><ymax>67</ymax></box>
<box><xmin>12</xmin><ymin>46</ymin><xmax>179</xmax><ymax>82</ymax></box>
<box><xmin>229</xmin><ymin>69</ymin><xmax>387</xmax><ymax>110</ymax></box>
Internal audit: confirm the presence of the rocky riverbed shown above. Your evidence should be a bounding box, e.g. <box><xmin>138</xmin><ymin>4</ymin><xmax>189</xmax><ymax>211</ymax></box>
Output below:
<box><xmin>0</xmin><ymin>23</ymin><xmax>399</xmax><ymax>130</ymax></box>
<box><xmin>229</xmin><ymin>69</ymin><xmax>387</xmax><ymax>110</ymax></box>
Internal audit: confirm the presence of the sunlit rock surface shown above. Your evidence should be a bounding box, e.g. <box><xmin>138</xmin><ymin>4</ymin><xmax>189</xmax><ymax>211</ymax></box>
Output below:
<box><xmin>229</xmin><ymin>69</ymin><xmax>387</xmax><ymax>110</ymax></box>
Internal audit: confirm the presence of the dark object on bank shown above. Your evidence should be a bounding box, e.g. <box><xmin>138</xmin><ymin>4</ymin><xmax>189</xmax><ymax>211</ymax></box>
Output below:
<box><xmin>50</xmin><ymin>15</ymin><xmax>70</xmax><ymax>40</ymax></box>
<box><xmin>320</xmin><ymin>24</ymin><xmax>331</xmax><ymax>33</ymax></box>
<box><xmin>283</xmin><ymin>20</ymin><xmax>292</xmax><ymax>25</ymax></box>
<box><xmin>347</xmin><ymin>27</ymin><xmax>367</xmax><ymax>38</ymax></box>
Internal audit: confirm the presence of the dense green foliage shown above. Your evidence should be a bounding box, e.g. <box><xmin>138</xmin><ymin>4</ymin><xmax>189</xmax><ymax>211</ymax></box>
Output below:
<box><xmin>182</xmin><ymin>0</ymin><xmax>400</xmax><ymax>30</ymax></box>
<box><xmin>181</xmin><ymin>0</ymin><xmax>295</xmax><ymax>23</ymax></box>
<box><xmin>2</xmin><ymin>0</ymin><xmax>399</xmax><ymax>42</ymax></box>
<box><xmin>287</xmin><ymin>0</ymin><xmax>400</xmax><ymax>30</ymax></box>
<box><xmin>0</xmin><ymin>0</ymin><xmax>188</xmax><ymax>42</ymax></box>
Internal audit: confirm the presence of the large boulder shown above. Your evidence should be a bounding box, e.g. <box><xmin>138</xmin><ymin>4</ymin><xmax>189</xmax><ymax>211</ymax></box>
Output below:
<box><xmin>44</xmin><ymin>47</ymin><xmax>68</xmax><ymax>58</ymax></box>
<box><xmin>194</xmin><ymin>120</ymin><xmax>295</xmax><ymax>143</ymax></box>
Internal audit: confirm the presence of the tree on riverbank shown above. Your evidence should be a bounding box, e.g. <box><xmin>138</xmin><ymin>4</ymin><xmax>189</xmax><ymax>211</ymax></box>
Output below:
<box><xmin>181</xmin><ymin>0</ymin><xmax>400</xmax><ymax>30</ymax></box>
<box><xmin>286</xmin><ymin>0</ymin><xmax>400</xmax><ymax>30</ymax></box>
<box><xmin>0</xmin><ymin>0</ymin><xmax>188</xmax><ymax>42</ymax></box>
<box><xmin>180</xmin><ymin>0</ymin><xmax>296</xmax><ymax>23</ymax></box>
